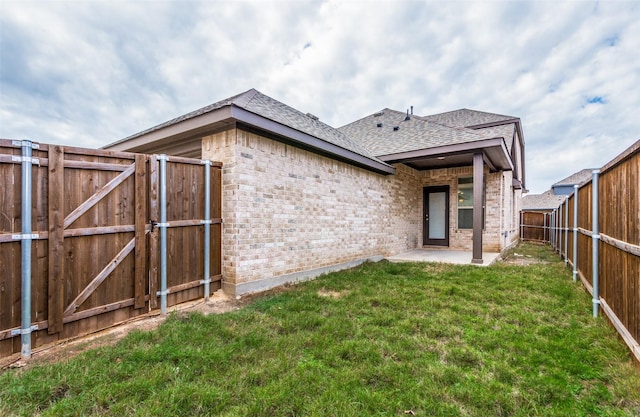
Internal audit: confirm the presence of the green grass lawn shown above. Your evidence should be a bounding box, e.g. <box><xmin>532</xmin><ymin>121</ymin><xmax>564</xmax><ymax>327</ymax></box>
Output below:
<box><xmin>1</xmin><ymin>243</ymin><xmax>639</xmax><ymax>416</ymax></box>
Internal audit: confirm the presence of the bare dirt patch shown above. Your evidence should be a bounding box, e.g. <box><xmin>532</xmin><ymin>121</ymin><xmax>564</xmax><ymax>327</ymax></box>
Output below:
<box><xmin>317</xmin><ymin>289</ymin><xmax>344</xmax><ymax>298</ymax></box>
<box><xmin>501</xmin><ymin>252</ymin><xmax>550</xmax><ymax>266</ymax></box>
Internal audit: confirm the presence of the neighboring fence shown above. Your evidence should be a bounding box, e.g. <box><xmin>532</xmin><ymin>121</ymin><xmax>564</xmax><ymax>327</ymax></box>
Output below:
<box><xmin>520</xmin><ymin>211</ymin><xmax>552</xmax><ymax>242</ymax></box>
<box><xmin>0</xmin><ymin>139</ymin><xmax>222</xmax><ymax>358</ymax></box>
<box><xmin>522</xmin><ymin>140</ymin><xmax>639</xmax><ymax>364</ymax></box>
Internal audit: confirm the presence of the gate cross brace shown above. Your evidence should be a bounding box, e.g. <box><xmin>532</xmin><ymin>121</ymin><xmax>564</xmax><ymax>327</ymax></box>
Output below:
<box><xmin>63</xmin><ymin>237</ymin><xmax>136</xmax><ymax>316</ymax></box>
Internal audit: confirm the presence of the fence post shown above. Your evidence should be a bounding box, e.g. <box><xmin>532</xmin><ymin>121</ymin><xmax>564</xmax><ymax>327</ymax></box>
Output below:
<box><xmin>560</xmin><ymin>202</ymin><xmax>565</xmax><ymax>258</ymax></box>
<box><xmin>158</xmin><ymin>154</ymin><xmax>168</xmax><ymax>315</ymax></box>
<box><xmin>549</xmin><ymin>211</ymin><xmax>553</xmax><ymax>247</ymax></box>
<box><xmin>558</xmin><ymin>205</ymin><xmax>562</xmax><ymax>254</ymax></box>
<box><xmin>549</xmin><ymin>211</ymin><xmax>552</xmax><ymax>246</ymax></box>
<box><xmin>18</xmin><ymin>140</ymin><xmax>36</xmax><ymax>358</ymax></box>
<box><xmin>552</xmin><ymin>208</ymin><xmax>555</xmax><ymax>250</ymax></box>
<box><xmin>543</xmin><ymin>212</ymin><xmax>547</xmax><ymax>242</ymax></box>
<box><xmin>519</xmin><ymin>211</ymin><xmax>523</xmax><ymax>242</ymax></box>
<box><xmin>591</xmin><ymin>169</ymin><xmax>600</xmax><ymax>317</ymax></box>
<box><xmin>202</xmin><ymin>160</ymin><xmax>212</xmax><ymax>300</ymax></box>
<box><xmin>564</xmin><ymin>197</ymin><xmax>569</xmax><ymax>264</ymax></box>
<box><xmin>572</xmin><ymin>185</ymin><xmax>578</xmax><ymax>282</ymax></box>
<box><xmin>553</xmin><ymin>209</ymin><xmax>558</xmax><ymax>251</ymax></box>
<box><xmin>558</xmin><ymin>203</ymin><xmax>562</xmax><ymax>256</ymax></box>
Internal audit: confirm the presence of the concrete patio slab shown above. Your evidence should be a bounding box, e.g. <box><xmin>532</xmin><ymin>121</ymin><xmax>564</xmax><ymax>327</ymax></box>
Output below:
<box><xmin>386</xmin><ymin>249</ymin><xmax>501</xmax><ymax>266</ymax></box>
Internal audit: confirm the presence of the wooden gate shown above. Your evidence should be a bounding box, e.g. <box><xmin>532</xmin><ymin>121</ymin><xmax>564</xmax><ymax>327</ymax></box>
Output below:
<box><xmin>0</xmin><ymin>140</ymin><xmax>222</xmax><ymax>357</ymax></box>
<box><xmin>520</xmin><ymin>211</ymin><xmax>551</xmax><ymax>242</ymax></box>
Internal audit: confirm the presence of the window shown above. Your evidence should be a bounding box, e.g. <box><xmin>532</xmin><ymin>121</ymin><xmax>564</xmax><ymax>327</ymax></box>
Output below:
<box><xmin>457</xmin><ymin>177</ymin><xmax>484</xmax><ymax>229</ymax></box>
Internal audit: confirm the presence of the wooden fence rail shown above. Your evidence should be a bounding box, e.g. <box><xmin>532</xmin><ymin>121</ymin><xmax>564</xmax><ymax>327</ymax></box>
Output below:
<box><xmin>0</xmin><ymin>140</ymin><xmax>222</xmax><ymax>358</ymax></box>
<box><xmin>522</xmin><ymin>140</ymin><xmax>639</xmax><ymax>364</ymax></box>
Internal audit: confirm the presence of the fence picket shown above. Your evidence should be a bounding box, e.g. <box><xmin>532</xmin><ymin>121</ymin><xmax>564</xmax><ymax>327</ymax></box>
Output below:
<box><xmin>47</xmin><ymin>145</ymin><xmax>65</xmax><ymax>334</ymax></box>
<box><xmin>134</xmin><ymin>154</ymin><xmax>147</xmax><ymax>309</ymax></box>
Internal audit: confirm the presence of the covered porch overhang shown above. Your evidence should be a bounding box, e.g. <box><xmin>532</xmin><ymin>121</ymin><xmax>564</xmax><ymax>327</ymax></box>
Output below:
<box><xmin>377</xmin><ymin>138</ymin><xmax>512</xmax><ymax>264</ymax></box>
<box><xmin>376</xmin><ymin>137</ymin><xmax>513</xmax><ymax>172</ymax></box>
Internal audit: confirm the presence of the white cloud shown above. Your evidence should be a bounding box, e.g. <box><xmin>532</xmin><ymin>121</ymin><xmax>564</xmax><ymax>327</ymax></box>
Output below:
<box><xmin>1</xmin><ymin>0</ymin><xmax>638</xmax><ymax>193</ymax></box>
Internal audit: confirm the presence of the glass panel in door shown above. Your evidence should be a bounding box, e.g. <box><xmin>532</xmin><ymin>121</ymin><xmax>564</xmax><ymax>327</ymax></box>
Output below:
<box><xmin>428</xmin><ymin>192</ymin><xmax>446</xmax><ymax>239</ymax></box>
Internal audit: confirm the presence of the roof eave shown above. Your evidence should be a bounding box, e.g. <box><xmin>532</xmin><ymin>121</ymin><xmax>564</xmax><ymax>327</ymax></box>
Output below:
<box><xmin>103</xmin><ymin>106</ymin><xmax>235</xmax><ymax>152</ymax></box>
<box><xmin>105</xmin><ymin>104</ymin><xmax>395</xmax><ymax>176</ymax></box>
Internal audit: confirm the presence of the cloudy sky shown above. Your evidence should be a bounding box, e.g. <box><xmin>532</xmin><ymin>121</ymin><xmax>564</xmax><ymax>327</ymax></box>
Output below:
<box><xmin>1</xmin><ymin>0</ymin><xmax>638</xmax><ymax>194</ymax></box>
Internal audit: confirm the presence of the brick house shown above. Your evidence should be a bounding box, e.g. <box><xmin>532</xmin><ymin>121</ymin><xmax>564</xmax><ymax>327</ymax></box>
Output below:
<box><xmin>105</xmin><ymin>89</ymin><xmax>526</xmax><ymax>295</ymax></box>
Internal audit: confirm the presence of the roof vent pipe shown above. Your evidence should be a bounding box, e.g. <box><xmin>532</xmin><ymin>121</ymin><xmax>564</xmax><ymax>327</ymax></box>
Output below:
<box><xmin>411</xmin><ymin>105</ymin><xmax>413</xmax><ymax>115</ymax></box>
<box><xmin>376</xmin><ymin>122</ymin><xmax>383</xmax><ymax>128</ymax></box>
<box><xmin>404</xmin><ymin>110</ymin><xmax>410</xmax><ymax>121</ymax></box>
<box><xmin>393</xmin><ymin>126</ymin><xmax>400</xmax><ymax>131</ymax></box>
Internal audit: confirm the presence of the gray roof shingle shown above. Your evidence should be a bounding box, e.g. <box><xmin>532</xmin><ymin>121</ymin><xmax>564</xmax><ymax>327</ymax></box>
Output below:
<box><xmin>123</xmin><ymin>88</ymin><xmax>382</xmax><ymax>164</ymax></box>
<box><xmin>421</xmin><ymin>108</ymin><xmax>517</xmax><ymax>128</ymax></box>
<box><xmin>240</xmin><ymin>90</ymin><xmax>376</xmax><ymax>160</ymax></box>
<box><xmin>552</xmin><ymin>169</ymin><xmax>595</xmax><ymax>187</ymax></box>
<box><xmin>522</xmin><ymin>192</ymin><xmax>566</xmax><ymax>210</ymax></box>
<box><xmin>121</xmin><ymin>89</ymin><xmax>254</xmax><ymax>141</ymax></box>
<box><xmin>473</xmin><ymin>124</ymin><xmax>516</xmax><ymax>153</ymax></box>
<box><xmin>338</xmin><ymin>109</ymin><xmax>496</xmax><ymax>157</ymax></box>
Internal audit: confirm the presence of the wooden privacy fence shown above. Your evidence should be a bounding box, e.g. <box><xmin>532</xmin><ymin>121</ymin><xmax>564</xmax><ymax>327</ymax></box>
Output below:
<box><xmin>0</xmin><ymin>139</ymin><xmax>222</xmax><ymax>358</ymax></box>
<box><xmin>520</xmin><ymin>211</ymin><xmax>552</xmax><ymax>242</ymax></box>
<box><xmin>527</xmin><ymin>140</ymin><xmax>639</xmax><ymax>364</ymax></box>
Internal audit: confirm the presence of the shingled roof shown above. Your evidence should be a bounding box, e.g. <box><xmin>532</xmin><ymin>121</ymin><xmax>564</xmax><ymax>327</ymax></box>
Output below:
<box><xmin>474</xmin><ymin>124</ymin><xmax>517</xmax><ymax>153</ymax></box>
<box><xmin>106</xmin><ymin>89</ymin><xmax>522</xmax><ymax>178</ymax></box>
<box><xmin>522</xmin><ymin>192</ymin><xmax>566</xmax><ymax>210</ymax></box>
<box><xmin>338</xmin><ymin>109</ymin><xmax>495</xmax><ymax>157</ymax></box>
<box><xmin>117</xmin><ymin>88</ymin><xmax>377</xmax><ymax>164</ymax></box>
<box><xmin>552</xmin><ymin>169</ymin><xmax>595</xmax><ymax>187</ymax></box>
<box><xmin>421</xmin><ymin>108</ymin><xmax>517</xmax><ymax>128</ymax></box>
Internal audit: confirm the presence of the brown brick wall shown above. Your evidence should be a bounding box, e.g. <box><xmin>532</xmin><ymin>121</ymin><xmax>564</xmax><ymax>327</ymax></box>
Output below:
<box><xmin>203</xmin><ymin>128</ymin><xmax>422</xmax><ymax>289</ymax></box>
<box><xmin>202</xmin><ymin>128</ymin><xmax>520</xmax><ymax>293</ymax></box>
